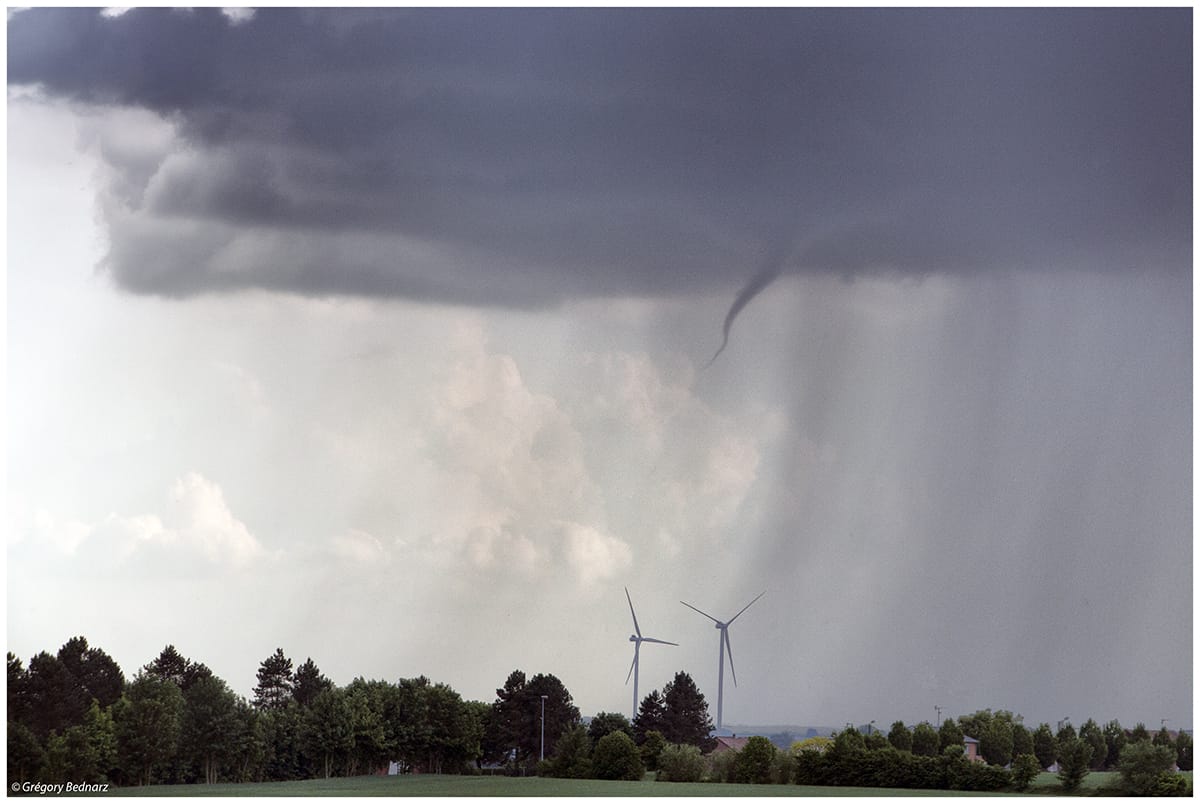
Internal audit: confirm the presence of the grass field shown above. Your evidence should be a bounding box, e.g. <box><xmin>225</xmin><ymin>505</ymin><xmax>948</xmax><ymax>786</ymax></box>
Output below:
<box><xmin>98</xmin><ymin>769</ymin><xmax>1193</xmax><ymax>797</ymax></box>
<box><xmin>108</xmin><ymin>774</ymin><xmax>1017</xmax><ymax>797</ymax></box>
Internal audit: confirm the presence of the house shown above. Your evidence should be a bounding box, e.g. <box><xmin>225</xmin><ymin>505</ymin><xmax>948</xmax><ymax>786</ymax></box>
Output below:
<box><xmin>710</xmin><ymin>735</ymin><xmax>750</xmax><ymax>755</ymax></box>
<box><xmin>963</xmin><ymin>736</ymin><xmax>984</xmax><ymax>763</ymax></box>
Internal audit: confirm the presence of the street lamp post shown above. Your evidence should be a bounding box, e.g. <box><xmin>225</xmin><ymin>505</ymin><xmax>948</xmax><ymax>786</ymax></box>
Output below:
<box><xmin>540</xmin><ymin>696</ymin><xmax>548</xmax><ymax>762</ymax></box>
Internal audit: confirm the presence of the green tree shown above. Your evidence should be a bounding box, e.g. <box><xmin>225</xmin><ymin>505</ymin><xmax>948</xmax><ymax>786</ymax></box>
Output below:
<box><xmin>490</xmin><ymin>670</ymin><xmax>579</xmax><ymax>770</ymax></box>
<box><xmin>25</xmin><ymin>651</ymin><xmax>89</xmax><ymax>740</ymax></box>
<box><xmin>82</xmin><ymin>700</ymin><xmax>118</xmax><ymax>783</ymax></box>
<box><xmin>391</xmin><ymin>677</ymin><xmax>433</xmax><ymax>772</ymax></box>
<box><xmin>144</xmin><ymin>645</ymin><xmax>211</xmax><ymax>692</ymax></box>
<box><xmin>260</xmin><ymin>704</ymin><xmax>304</xmax><ymax>781</ymax></box>
<box><xmin>888</xmin><ymin>720</ymin><xmax>912</xmax><ymax>752</ymax></box>
<box><xmin>1130</xmin><ymin>722</ymin><xmax>1151</xmax><ymax>743</ymax></box>
<box><xmin>938</xmin><ymin>717</ymin><xmax>964</xmax><ymax>753</ymax></box>
<box><xmin>545</xmin><ymin>723</ymin><xmax>592</xmax><ymax>779</ymax></box>
<box><xmin>733</xmin><ymin>735</ymin><xmax>776</xmax><ymax>784</ymax></box>
<box><xmin>1056</xmin><ymin>736</ymin><xmax>1093</xmax><ymax>792</ymax></box>
<box><xmin>864</xmin><ymin>730</ymin><xmax>889</xmax><ymax>750</ymax></box>
<box><xmin>7</xmin><ymin>721</ymin><xmax>46</xmax><ymax>784</ymax></box>
<box><xmin>301</xmin><ymin>687</ymin><xmax>352</xmax><ymax>779</ymax></box>
<box><xmin>113</xmin><ymin>671</ymin><xmax>184</xmax><ymax>785</ymax></box>
<box><xmin>7</xmin><ymin>653</ymin><xmax>32</xmax><ymax>728</ymax></box>
<box><xmin>1078</xmin><ymin>718</ymin><xmax>1107</xmax><ymax>770</ymax></box>
<box><xmin>660</xmin><ymin>672</ymin><xmax>714</xmax><ymax>751</ymax></box>
<box><xmin>832</xmin><ymin>726</ymin><xmax>866</xmax><ymax>755</ymax></box>
<box><xmin>423</xmin><ymin>680</ymin><xmax>481</xmax><ymax>773</ymax></box>
<box><xmin>227</xmin><ymin>698</ymin><xmax>266</xmax><ymax>783</ymax></box>
<box><xmin>1012</xmin><ymin>723</ymin><xmax>1033</xmax><ymax>759</ymax></box>
<box><xmin>588</xmin><ymin>712</ymin><xmax>633</xmax><ymax>744</ymax></box>
<box><xmin>1032</xmin><ymin>723</ymin><xmax>1057</xmax><ymax>769</ymax></box>
<box><xmin>1117</xmin><ymin>740</ymin><xmax>1179</xmax><ymax>795</ymax></box>
<box><xmin>181</xmin><ymin>674</ymin><xmax>240</xmax><ymax>784</ymax></box>
<box><xmin>957</xmin><ymin>710</ymin><xmax>992</xmax><ymax>740</ymax></box>
<box><xmin>979</xmin><ymin>718</ymin><xmax>1014</xmax><ymax>766</ymax></box>
<box><xmin>343</xmin><ymin>679</ymin><xmax>389</xmax><ymax>776</ymax></box>
<box><xmin>253</xmin><ymin>649</ymin><xmax>294</xmax><ymax>710</ymax></box>
<box><xmin>911</xmin><ymin>721</ymin><xmax>939</xmax><ymax>757</ymax></box>
<box><xmin>57</xmin><ymin>636</ymin><xmax>125</xmax><ymax>710</ymax></box>
<box><xmin>592</xmin><ymin>730</ymin><xmax>644</xmax><ymax>781</ymax></box>
<box><xmin>1102</xmin><ymin>720</ymin><xmax>1127</xmax><ymax>770</ymax></box>
<box><xmin>291</xmin><ymin>658</ymin><xmax>332</xmax><ymax>708</ymax></box>
<box><xmin>654</xmin><ymin>742</ymin><xmax>705</xmax><ymax>782</ymax></box>
<box><xmin>1173</xmin><ymin>729</ymin><xmax>1192</xmax><ymax>771</ymax></box>
<box><xmin>1153</xmin><ymin>726</ymin><xmax>1175</xmax><ymax>750</ymax></box>
<box><xmin>1011</xmin><ymin>753</ymin><xmax>1041</xmax><ymax>791</ymax></box>
<box><xmin>639</xmin><ymin>730</ymin><xmax>666</xmax><ymax>771</ymax></box>
<box><xmin>632</xmin><ymin>690</ymin><xmax>666</xmax><ymax>743</ymax></box>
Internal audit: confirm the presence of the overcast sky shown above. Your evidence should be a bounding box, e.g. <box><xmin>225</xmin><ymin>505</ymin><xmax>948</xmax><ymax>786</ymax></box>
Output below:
<box><xmin>7</xmin><ymin>7</ymin><xmax>1191</xmax><ymax>730</ymax></box>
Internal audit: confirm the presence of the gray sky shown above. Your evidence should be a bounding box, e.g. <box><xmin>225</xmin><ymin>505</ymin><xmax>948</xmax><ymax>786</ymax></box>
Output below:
<box><xmin>6</xmin><ymin>7</ymin><xmax>1191</xmax><ymax>730</ymax></box>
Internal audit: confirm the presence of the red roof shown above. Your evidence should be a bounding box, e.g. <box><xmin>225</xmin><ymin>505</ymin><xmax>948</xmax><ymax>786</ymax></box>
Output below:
<box><xmin>710</xmin><ymin>736</ymin><xmax>751</xmax><ymax>754</ymax></box>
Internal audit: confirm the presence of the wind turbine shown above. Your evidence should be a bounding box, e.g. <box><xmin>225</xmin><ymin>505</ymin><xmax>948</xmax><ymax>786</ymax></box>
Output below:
<box><xmin>624</xmin><ymin>587</ymin><xmax>678</xmax><ymax>719</ymax></box>
<box><xmin>680</xmin><ymin>591</ymin><xmax>765</xmax><ymax>730</ymax></box>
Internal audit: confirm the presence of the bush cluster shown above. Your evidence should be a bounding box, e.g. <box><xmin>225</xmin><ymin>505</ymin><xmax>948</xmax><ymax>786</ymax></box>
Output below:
<box><xmin>792</xmin><ymin>743</ymin><xmax>1010</xmax><ymax>792</ymax></box>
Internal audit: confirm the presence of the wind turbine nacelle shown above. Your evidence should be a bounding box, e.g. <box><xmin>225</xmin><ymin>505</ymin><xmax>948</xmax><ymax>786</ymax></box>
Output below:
<box><xmin>629</xmin><ymin>635</ymin><xmax>638</xmax><ymax>642</ymax></box>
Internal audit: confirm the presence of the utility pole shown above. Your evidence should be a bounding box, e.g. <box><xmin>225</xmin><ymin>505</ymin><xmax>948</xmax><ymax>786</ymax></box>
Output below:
<box><xmin>935</xmin><ymin>705</ymin><xmax>942</xmax><ymax>727</ymax></box>
<box><xmin>540</xmin><ymin>695</ymin><xmax>548</xmax><ymax>762</ymax></box>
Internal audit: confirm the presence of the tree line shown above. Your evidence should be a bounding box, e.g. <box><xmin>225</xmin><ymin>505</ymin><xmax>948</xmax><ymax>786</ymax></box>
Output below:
<box><xmin>783</xmin><ymin>709</ymin><xmax>1191</xmax><ymax>795</ymax></box>
<box><xmin>6</xmin><ymin>637</ymin><xmax>615</xmax><ymax>787</ymax></box>
<box><xmin>7</xmin><ymin>637</ymin><xmax>1191</xmax><ymax>796</ymax></box>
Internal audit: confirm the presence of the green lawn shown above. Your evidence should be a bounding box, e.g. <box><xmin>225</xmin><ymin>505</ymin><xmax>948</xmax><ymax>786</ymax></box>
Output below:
<box><xmin>94</xmin><ymin>768</ymin><xmax>1193</xmax><ymax>797</ymax></box>
<box><xmin>1026</xmin><ymin>770</ymin><xmax>1191</xmax><ymax>796</ymax></box>
<box><xmin>105</xmin><ymin>774</ymin><xmax>1015</xmax><ymax>797</ymax></box>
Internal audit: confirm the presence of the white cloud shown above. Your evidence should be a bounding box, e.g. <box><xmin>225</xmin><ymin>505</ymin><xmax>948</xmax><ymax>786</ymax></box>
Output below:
<box><xmin>221</xmin><ymin>7</ymin><xmax>255</xmax><ymax>25</ymax></box>
<box><xmin>167</xmin><ymin>472</ymin><xmax>264</xmax><ymax>568</ymax></box>
<box><xmin>420</xmin><ymin>325</ymin><xmax>773</xmax><ymax>587</ymax></box>
<box><xmin>330</xmin><ymin>528</ymin><xmax>389</xmax><ymax>565</ymax></box>
<box><xmin>559</xmin><ymin>521</ymin><xmax>633</xmax><ymax>587</ymax></box>
<box><xmin>31</xmin><ymin>509</ymin><xmax>92</xmax><ymax>555</ymax></box>
<box><xmin>20</xmin><ymin>473</ymin><xmax>266</xmax><ymax>570</ymax></box>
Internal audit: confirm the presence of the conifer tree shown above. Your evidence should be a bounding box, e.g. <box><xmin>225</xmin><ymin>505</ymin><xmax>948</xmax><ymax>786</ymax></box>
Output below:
<box><xmin>252</xmin><ymin>649</ymin><xmax>294</xmax><ymax>710</ymax></box>
<box><xmin>660</xmin><ymin>672</ymin><xmax>714</xmax><ymax>751</ymax></box>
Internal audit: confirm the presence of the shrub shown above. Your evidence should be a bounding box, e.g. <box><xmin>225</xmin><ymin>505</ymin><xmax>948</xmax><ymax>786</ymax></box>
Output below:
<box><xmin>1011</xmin><ymin>753</ymin><xmax>1041</xmax><ymax>791</ymax></box>
<box><xmin>733</xmin><ymin>736</ymin><xmax>776</xmax><ymax>784</ymax></box>
<box><xmin>793</xmin><ymin>748</ymin><xmax>829</xmax><ymax>786</ymax></box>
<box><xmin>1057</xmin><ymin>737</ymin><xmax>1093</xmax><ymax>793</ymax></box>
<box><xmin>943</xmin><ymin>754</ymin><xmax>1011</xmax><ymax>792</ymax></box>
<box><xmin>1118</xmin><ymin>741</ymin><xmax>1180</xmax><ymax>795</ymax></box>
<box><xmin>1151</xmin><ymin>772</ymin><xmax>1191</xmax><ymax>797</ymax></box>
<box><xmin>592</xmin><ymin>731</ymin><xmax>644</xmax><ymax>781</ymax></box>
<box><xmin>770</xmin><ymin>748</ymin><xmax>793</xmax><ymax>784</ymax></box>
<box><xmin>544</xmin><ymin>724</ymin><xmax>592</xmax><ymax>779</ymax></box>
<box><xmin>655</xmin><ymin>743</ymin><xmax>704</xmax><ymax>783</ymax></box>
<box><xmin>639</xmin><ymin>730</ymin><xmax>666</xmax><ymax>771</ymax></box>
<box><xmin>705</xmin><ymin>748</ymin><xmax>736</xmax><ymax>783</ymax></box>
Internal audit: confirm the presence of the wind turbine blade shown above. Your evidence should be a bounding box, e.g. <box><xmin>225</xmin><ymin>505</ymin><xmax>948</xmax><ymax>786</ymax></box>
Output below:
<box><xmin>680</xmin><ymin>601</ymin><xmax>721</xmax><ymax>624</ymax></box>
<box><xmin>640</xmin><ymin>637</ymin><xmax>679</xmax><ymax>646</ymax></box>
<box><xmin>625</xmin><ymin>649</ymin><xmax>637</xmax><ymax>685</ymax></box>
<box><xmin>727</xmin><ymin>591</ymin><xmax>765</xmax><ymax>625</ymax></box>
<box><xmin>724</xmin><ymin>629</ymin><xmax>737</xmax><ymax>687</ymax></box>
<box><xmin>625</xmin><ymin>587</ymin><xmax>642</xmax><ymax>637</ymax></box>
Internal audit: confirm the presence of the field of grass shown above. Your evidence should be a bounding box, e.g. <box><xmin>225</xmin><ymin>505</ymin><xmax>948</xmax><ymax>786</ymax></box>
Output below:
<box><xmin>109</xmin><ymin>773</ymin><xmax>1018</xmax><ymax>797</ymax></box>
<box><xmin>96</xmin><ymin>768</ymin><xmax>1194</xmax><ymax>797</ymax></box>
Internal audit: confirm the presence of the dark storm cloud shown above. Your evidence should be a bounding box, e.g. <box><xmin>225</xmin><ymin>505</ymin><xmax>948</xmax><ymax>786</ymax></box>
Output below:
<box><xmin>8</xmin><ymin>7</ymin><xmax>1191</xmax><ymax>304</ymax></box>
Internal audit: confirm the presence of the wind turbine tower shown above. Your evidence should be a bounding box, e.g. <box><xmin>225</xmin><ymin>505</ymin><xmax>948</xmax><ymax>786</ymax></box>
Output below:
<box><xmin>624</xmin><ymin>587</ymin><xmax>678</xmax><ymax>720</ymax></box>
<box><xmin>680</xmin><ymin>591</ymin><xmax>765</xmax><ymax>730</ymax></box>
